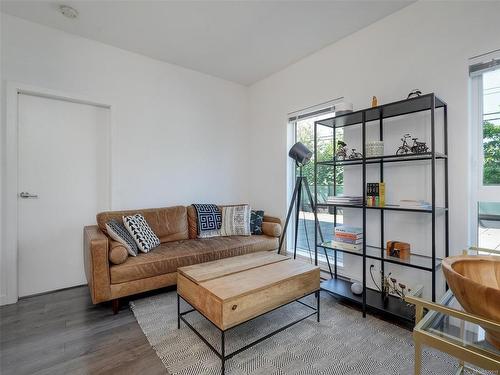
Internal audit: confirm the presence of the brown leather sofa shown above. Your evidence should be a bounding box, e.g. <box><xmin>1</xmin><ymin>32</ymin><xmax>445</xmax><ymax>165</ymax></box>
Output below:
<box><xmin>83</xmin><ymin>205</ymin><xmax>281</xmax><ymax>313</ymax></box>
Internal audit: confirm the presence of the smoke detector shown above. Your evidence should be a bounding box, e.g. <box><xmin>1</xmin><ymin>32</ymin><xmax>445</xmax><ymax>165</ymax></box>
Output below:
<box><xmin>59</xmin><ymin>5</ymin><xmax>78</xmax><ymax>19</ymax></box>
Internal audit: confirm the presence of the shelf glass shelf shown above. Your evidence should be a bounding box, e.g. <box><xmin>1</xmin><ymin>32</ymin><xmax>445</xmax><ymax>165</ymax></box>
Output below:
<box><xmin>316</xmin><ymin>93</ymin><xmax>446</xmax><ymax>129</ymax></box>
<box><xmin>316</xmin><ymin>202</ymin><xmax>447</xmax><ymax>213</ymax></box>
<box><xmin>318</xmin><ymin>242</ymin><xmax>442</xmax><ymax>271</ymax></box>
<box><xmin>320</xmin><ymin>278</ymin><xmax>415</xmax><ymax>323</ymax></box>
<box><xmin>316</xmin><ymin>152</ymin><xmax>447</xmax><ymax>167</ymax></box>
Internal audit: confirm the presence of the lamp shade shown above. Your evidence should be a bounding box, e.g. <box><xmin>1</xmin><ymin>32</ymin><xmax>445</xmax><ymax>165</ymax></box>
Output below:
<box><xmin>289</xmin><ymin>142</ymin><xmax>312</xmax><ymax>166</ymax></box>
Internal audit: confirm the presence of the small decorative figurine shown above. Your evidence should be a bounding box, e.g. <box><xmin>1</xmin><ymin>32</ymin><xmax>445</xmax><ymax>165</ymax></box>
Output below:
<box><xmin>348</xmin><ymin>148</ymin><xmax>363</xmax><ymax>160</ymax></box>
<box><xmin>370</xmin><ymin>265</ymin><xmax>413</xmax><ymax>304</ymax></box>
<box><xmin>396</xmin><ymin>134</ymin><xmax>412</xmax><ymax>155</ymax></box>
<box><xmin>407</xmin><ymin>89</ymin><xmax>422</xmax><ymax>99</ymax></box>
<box><xmin>335</xmin><ymin>140</ymin><xmax>349</xmax><ymax>160</ymax></box>
<box><xmin>386</xmin><ymin>241</ymin><xmax>410</xmax><ymax>260</ymax></box>
<box><xmin>350</xmin><ymin>281</ymin><xmax>363</xmax><ymax>295</ymax></box>
<box><xmin>371</xmin><ymin>96</ymin><xmax>378</xmax><ymax>107</ymax></box>
<box><xmin>410</xmin><ymin>137</ymin><xmax>429</xmax><ymax>154</ymax></box>
<box><xmin>396</xmin><ymin>134</ymin><xmax>428</xmax><ymax>155</ymax></box>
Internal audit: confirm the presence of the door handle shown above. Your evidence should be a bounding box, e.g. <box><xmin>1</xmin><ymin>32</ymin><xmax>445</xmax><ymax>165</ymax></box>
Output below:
<box><xmin>19</xmin><ymin>192</ymin><xmax>38</xmax><ymax>199</ymax></box>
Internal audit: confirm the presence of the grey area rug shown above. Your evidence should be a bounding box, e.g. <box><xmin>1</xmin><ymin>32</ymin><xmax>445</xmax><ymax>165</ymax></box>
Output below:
<box><xmin>130</xmin><ymin>292</ymin><xmax>475</xmax><ymax>375</ymax></box>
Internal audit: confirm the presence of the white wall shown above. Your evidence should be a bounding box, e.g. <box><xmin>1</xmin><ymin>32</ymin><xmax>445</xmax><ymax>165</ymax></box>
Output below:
<box><xmin>247</xmin><ymin>1</ymin><xmax>500</xmax><ymax>298</ymax></box>
<box><xmin>0</xmin><ymin>14</ymin><xmax>249</xmax><ymax>303</ymax></box>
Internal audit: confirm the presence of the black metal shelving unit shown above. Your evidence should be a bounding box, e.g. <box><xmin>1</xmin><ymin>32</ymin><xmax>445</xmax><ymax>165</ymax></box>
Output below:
<box><xmin>313</xmin><ymin>93</ymin><xmax>449</xmax><ymax>324</ymax></box>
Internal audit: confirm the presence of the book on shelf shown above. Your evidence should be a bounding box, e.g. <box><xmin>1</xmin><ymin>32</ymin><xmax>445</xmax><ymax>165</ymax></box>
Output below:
<box><xmin>334</xmin><ymin>225</ymin><xmax>363</xmax><ymax>235</ymax></box>
<box><xmin>333</xmin><ymin>236</ymin><xmax>363</xmax><ymax>245</ymax></box>
<box><xmin>335</xmin><ymin>232</ymin><xmax>363</xmax><ymax>241</ymax></box>
<box><xmin>366</xmin><ymin>182</ymin><xmax>385</xmax><ymax>206</ymax></box>
<box><xmin>329</xmin><ymin>195</ymin><xmax>364</xmax><ymax>205</ymax></box>
<box><xmin>331</xmin><ymin>241</ymin><xmax>362</xmax><ymax>251</ymax></box>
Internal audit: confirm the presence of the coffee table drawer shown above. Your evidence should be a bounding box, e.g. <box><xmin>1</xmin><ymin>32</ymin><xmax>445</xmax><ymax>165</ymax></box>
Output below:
<box><xmin>221</xmin><ymin>268</ymin><xmax>320</xmax><ymax>329</ymax></box>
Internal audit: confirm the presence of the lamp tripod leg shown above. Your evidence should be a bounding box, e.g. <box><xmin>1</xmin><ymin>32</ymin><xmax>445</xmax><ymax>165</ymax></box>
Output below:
<box><xmin>278</xmin><ymin>177</ymin><xmax>301</xmax><ymax>255</ymax></box>
<box><xmin>293</xmin><ymin>178</ymin><xmax>303</xmax><ymax>259</ymax></box>
<box><xmin>303</xmin><ymin>180</ymin><xmax>333</xmax><ymax>277</ymax></box>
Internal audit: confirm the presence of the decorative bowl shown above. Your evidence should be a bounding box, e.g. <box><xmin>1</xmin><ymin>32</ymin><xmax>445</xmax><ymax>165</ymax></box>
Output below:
<box><xmin>442</xmin><ymin>255</ymin><xmax>500</xmax><ymax>349</ymax></box>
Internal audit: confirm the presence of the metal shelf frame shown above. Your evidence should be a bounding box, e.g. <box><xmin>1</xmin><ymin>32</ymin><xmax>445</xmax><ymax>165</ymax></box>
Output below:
<box><xmin>313</xmin><ymin>93</ymin><xmax>449</xmax><ymax>322</ymax></box>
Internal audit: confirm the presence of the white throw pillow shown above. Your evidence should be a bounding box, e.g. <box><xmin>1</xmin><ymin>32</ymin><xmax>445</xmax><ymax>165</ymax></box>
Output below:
<box><xmin>123</xmin><ymin>214</ymin><xmax>160</xmax><ymax>253</ymax></box>
<box><xmin>220</xmin><ymin>205</ymin><xmax>251</xmax><ymax>236</ymax></box>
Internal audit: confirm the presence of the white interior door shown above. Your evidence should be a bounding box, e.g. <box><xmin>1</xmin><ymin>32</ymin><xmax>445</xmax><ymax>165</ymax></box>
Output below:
<box><xmin>18</xmin><ymin>93</ymin><xmax>110</xmax><ymax>297</ymax></box>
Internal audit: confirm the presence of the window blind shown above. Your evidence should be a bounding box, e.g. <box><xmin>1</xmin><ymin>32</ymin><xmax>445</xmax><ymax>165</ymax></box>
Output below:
<box><xmin>288</xmin><ymin>97</ymin><xmax>343</xmax><ymax>122</ymax></box>
<box><xmin>469</xmin><ymin>49</ymin><xmax>500</xmax><ymax>77</ymax></box>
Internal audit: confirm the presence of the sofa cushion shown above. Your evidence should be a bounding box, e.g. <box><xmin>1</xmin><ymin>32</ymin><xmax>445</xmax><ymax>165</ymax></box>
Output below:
<box><xmin>106</xmin><ymin>220</ymin><xmax>139</xmax><ymax>256</ymax></box>
<box><xmin>109</xmin><ymin>241</ymin><xmax>129</xmax><ymax>265</ymax></box>
<box><xmin>262</xmin><ymin>222</ymin><xmax>281</xmax><ymax>237</ymax></box>
<box><xmin>192</xmin><ymin>204</ymin><xmax>223</xmax><ymax>239</ymax></box>
<box><xmin>123</xmin><ymin>214</ymin><xmax>161</xmax><ymax>253</ymax></box>
<box><xmin>110</xmin><ymin>235</ymin><xmax>278</xmax><ymax>284</ymax></box>
<box><xmin>187</xmin><ymin>204</ymin><xmax>252</xmax><ymax>239</ymax></box>
<box><xmin>220</xmin><ymin>205</ymin><xmax>251</xmax><ymax>236</ymax></box>
<box><xmin>97</xmin><ymin>206</ymin><xmax>188</xmax><ymax>243</ymax></box>
<box><xmin>250</xmin><ymin>210</ymin><xmax>265</xmax><ymax>235</ymax></box>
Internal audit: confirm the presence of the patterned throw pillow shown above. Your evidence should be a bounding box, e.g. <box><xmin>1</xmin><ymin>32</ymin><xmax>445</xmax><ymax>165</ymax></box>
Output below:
<box><xmin>123</xmin><ymin>214</ymin><xmax>160</xmax><ymax>253</ymax></box>
<box><xmin>220</xmin><ymin>205</ymin><xmax>251</xmax><ymax>236</ymax></box>
<box><xmin>250</xmin><ymin>210</ymin><xmax>264</xmax><ymax>235</ymax></box>
<box><xmin>192</xmin><ymin>204</ymin><xmax>222</xmax><ymax>239</ymax></box>
<box><xmin>106</xmin><ymin>220</ymin><xmax>139</xmax><ymax>256</ymax></box>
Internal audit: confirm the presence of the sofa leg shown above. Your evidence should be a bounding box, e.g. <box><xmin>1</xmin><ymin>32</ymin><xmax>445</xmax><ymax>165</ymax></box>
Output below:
<box><xmin>112</xmin><ymin>299</ymin><xmax>120</xmax><ymax>315</ymax></box>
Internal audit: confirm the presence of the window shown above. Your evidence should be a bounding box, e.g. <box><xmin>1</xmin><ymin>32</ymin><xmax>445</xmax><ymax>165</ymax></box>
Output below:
<box><xmin>288</xmin><ymin>102</ymin><xmax>342</xmax><ymax>269</ymax></box>
<box><xmin>470</xmin><ymin>50</ymin><xmax>500</xmax><ymax>250</ymax></box>
<box><xmin>478</xmin><ymin>202</ymin><xmax>500</xmax><ymax>250</ymax></box>
<box><xmin>482</xmin><ymin>69</ymin><xmax>500</xmax><ymax>185</ymax></box>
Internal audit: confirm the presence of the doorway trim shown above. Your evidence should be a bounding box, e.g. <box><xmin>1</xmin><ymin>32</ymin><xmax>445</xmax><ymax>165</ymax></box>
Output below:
<box><xmin>2</xmin><ymin>82</ymin><xmax>113</xmax><ymax>305</ymax></box>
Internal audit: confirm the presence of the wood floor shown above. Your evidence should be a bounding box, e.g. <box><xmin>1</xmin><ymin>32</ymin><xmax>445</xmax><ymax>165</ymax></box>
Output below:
<box><xmin>0</xmin><ymin>286</ymin><xmax>166</xmax><ymax>375</ymax></box>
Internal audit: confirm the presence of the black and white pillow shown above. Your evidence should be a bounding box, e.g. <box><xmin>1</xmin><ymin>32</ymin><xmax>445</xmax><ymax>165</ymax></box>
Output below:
<box><xmin>123</xmin><ymin>214</ymin><xmax>160</xmax><ymax>253</ymax></box>
<box><xmin>106</xmin><ymin>220</ymin><xmax>139</xmax><ymax>256</ymax></box>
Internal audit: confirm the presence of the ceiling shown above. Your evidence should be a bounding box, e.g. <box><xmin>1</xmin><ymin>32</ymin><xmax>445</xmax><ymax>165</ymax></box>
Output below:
<box><xmin>1</xmin><ymin>1</ymin><xmax>413</xmax><ymax>85</ymax></box>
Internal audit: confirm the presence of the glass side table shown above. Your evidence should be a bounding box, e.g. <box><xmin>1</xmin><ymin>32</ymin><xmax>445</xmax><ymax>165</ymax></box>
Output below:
<box><xmin>406</xmin><ymin>290</ymin><xmax>500</xmax><ymax>374</ymax></box>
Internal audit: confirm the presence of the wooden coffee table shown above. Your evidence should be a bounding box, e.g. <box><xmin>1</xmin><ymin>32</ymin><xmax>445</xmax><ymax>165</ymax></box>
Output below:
<box><xmin>177</xmin><ymin>252</ymin><xmax>320</xmax><ymax>374</ymax></box>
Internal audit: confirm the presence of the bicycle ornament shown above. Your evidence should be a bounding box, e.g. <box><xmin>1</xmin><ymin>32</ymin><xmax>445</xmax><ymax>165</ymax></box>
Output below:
<box><xmin>335</xmin><ymin>140</ymin><xmax>349</xmax><ymax>160</ymax></box>
<box><xmin>348</xmin><ymin>148</ymin><xmax>363</xmax><ymax>160</ymax></box>
<box><xmin>396</xmin><ymin>134</ymin><xmax>429</xmax><ymax>155</ymax></box>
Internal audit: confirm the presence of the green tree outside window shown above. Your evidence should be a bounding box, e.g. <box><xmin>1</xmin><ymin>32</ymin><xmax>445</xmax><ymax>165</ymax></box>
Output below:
<box><xmin>483</xmin><ymin>119</ymin><xmax>500</xmax><ymax>185</ymax></box>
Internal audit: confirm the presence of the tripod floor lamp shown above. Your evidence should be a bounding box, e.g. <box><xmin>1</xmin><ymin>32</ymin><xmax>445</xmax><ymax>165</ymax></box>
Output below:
<box><xmin>278</xmin><ymin>142</ymin><xmax>333</xmax><ymax>277</ymax></box>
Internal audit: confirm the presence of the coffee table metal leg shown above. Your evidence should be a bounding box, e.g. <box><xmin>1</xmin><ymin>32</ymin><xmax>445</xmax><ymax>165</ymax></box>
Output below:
<box><xmin>316</xmin><ymin>291</ymin><xmax>320</xmax><ymax>322</ymax></box>
<box><xmin>178</xmin><ymin>291</ymin><xmax>319</xmax><ymax>374</ymax></box>
<box><xmin>221</xmin><ymin>330</ymin><xmax>225</xmax><ymax>374</ymax></box>
<box><xmin>177</xmin><ymin>293</ymin><xmax>181</xmax><ymax>329</ymax></box>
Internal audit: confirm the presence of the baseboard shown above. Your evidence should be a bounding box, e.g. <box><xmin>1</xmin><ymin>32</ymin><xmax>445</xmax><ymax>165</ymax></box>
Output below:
<box><xmin>0</xmin><ymin>293</ymin><xmax>18</xmax><ymax>306</ymax></box>
<box><xmin>18</xmin><ymin>283</ymin><xmax>88</xmax><ymax>300</ymax></box>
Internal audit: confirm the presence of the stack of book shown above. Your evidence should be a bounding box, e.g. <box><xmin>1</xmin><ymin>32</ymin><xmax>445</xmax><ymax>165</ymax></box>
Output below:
<box><xmin>366</xmin><ymin>182</ymin><xmax>385</xmax><ymax>206</ymax></box>
<box><xmin>332</xmin><ymin>226</ymin><xmax>363</xmax><ymax>251</ymax></box>
<box><xmin>328</xmin><ymin>195</ymin><xmax>364</xmax><ymax>205</ymax></box>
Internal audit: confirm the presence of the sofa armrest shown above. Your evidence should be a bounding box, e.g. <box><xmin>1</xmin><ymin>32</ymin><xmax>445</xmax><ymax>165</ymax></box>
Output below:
<box><xmin>262</xmin><ymin>215</ymin><xmax>282</xmax><ymax>237</ymax></box>
<box><xmin>262</xmin><ymin>222</ymin><xmax>282</xmax><ymax>237</ymax></box>
<box><xmin>84</xmin><ymin>225</ymin><xmax>112</xmax><ymax>304</ymax></box>
<box><xmin>263</xmin><ymin>215</ymin><xmax>281</xmax><ymax>225</ymax></box>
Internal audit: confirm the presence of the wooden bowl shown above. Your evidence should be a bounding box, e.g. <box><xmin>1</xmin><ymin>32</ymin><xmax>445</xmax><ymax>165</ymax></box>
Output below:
<box><xmin>442</xmin><ymin>255</ymin><xmax>500</xmax><ymax>349</ymax></box>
